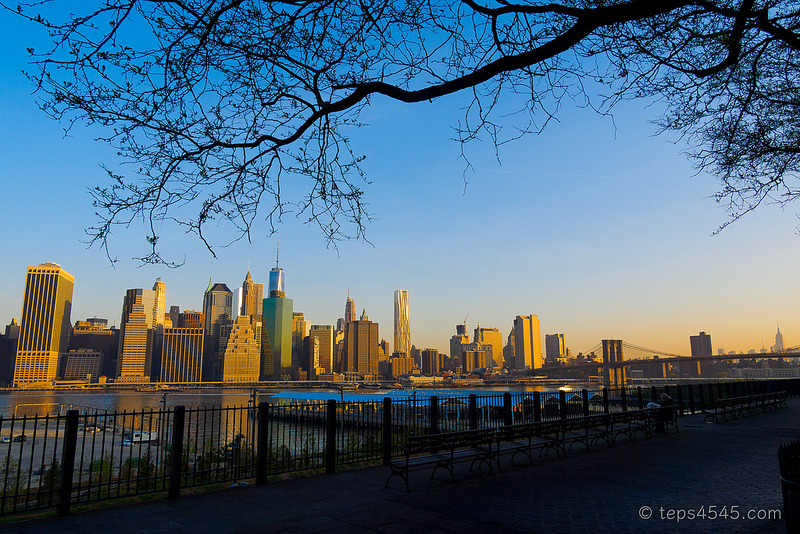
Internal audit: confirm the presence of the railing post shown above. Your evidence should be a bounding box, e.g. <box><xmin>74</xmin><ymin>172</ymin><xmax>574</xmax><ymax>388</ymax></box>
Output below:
<box><xmin>688</xmin><ymin>384</ymin><xmax>696</xmax><ymax>414</ymax></box>
<box><xmin>326</xmin><ymin>399</ymin><xmax>336</xmax><ymax>474</ymax></box>
<box><xmin>503</xmin><ymin>392</ymin><xmax>513</xmax><ymax>426</ymax></box>
<box><xmin>725</xmin><ymin>382</ymin><xmax>731</xmax><ymax>399</ymax></box>
<box><xmin>58</xmin><ymin>410</ymin><xmax>79</xmax><ymax>516</ymax></box>
<box><xmin>602</xmin><ymin>388</ymin><xmax>609</xmax><ymax>414</ymax></box>
<box><xmin>169</xmin><ymin>406</ymin><xmax>185</xmax><ymax>498</ymax></box>
<box><xmin>558</xmin><ymin>390</ymin><xmax>567</xmax><ymax>419</ymax></box>
<box><xmin>717</xmin><ymin>382</ymin><xmax>724</xmax><ymax>399</ymax></box>
<box><xmin>708</xmin><ymin>383</ymin><xmax>716</xmax><ymax>405</ymax></box>
<box><xmin>430</xmin><ymin>396</ymin><xmax>439</xmax><ymax>434</ymax></box>
<box><xmin>698</xmin><ymin>384</ymin><xmax>706</xmax><ymax>413</ymax></box>
<box><xmin>620</xmin><ymin>387</ymin><xmax>628</xmax><ymax>412</ymax></box>
<box><xmin>650</xmin><ymin>386</ymin><xmax>658</xmax><ymax>404</ymax></box>
<box><xmin>637</xmin><ymin>386</ymin><xmax>643</xmax><ymax>410</ymax></box>
<box><xmin>468</xmin><ymin>394</ymin><xmax>478</xmax><ymax>429</ymax></box>
<box><xmin>581</xmin><ymin>389</ymin><xmax>590</xmax><ymax>417</ymax></box>
<box><xmin>382</xmin><ymin>397</ymin><xmax>392</xmax><ymax>465</ymax></box>
<box><xmin>256</xmin><ymin>402</ymin><xmax>269</xmax><ymax>483</ymax></box>
<box><xmin>533</xmin><ymin>392</ymin><xmax>542</xmax><ymax>422</ymax></box>
<box><xmin>675</xmin><ymin>385</ymin><xmax>684</xmax><ymax>415</ymax></box>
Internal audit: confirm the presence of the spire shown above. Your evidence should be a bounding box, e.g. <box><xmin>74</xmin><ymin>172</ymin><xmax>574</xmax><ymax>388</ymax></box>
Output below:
<box><xmin>361</xmin><ymin>309</ymin><xmax>368</xmax><ymax>321</ymax></box>
<box><xmin>275</xmin><ymin>241</ymin><xmax>280</xmax><ymax>269</ymax></box>
<box><xmin>206</xmin><ymin>276</ymin><xmax>213</xmax><ymax>293</ymax></box>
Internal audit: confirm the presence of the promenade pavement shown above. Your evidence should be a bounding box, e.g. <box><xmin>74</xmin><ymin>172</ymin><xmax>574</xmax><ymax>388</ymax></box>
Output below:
<box><xmin>3</xmin><ymin>398</ymin><xmax>798</xmax><ymax>534</ymax></box>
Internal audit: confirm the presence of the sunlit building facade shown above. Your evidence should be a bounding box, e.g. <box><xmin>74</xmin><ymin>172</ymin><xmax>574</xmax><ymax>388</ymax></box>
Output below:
<box><xmin>394</xmin><ymin>290</ymin><xmax>410</xmax><ymax>356</ymax></box>
<box><xmin>117</xmin><ymin>288</ymin><xmax>157</xmax><ymax>383</ymax></box>
<box><xmin>514</xmin><ymin>315</ymin><xmax>543</xmax><ymax>369</ymax></box>
<box><xmin>222</xmin><ymin>316</ymin><xmax>261</xmax><ymax>382</ymax></box>
<box><xmin>160</xmin><ymin>323</ymin><xmax>204</xmax><ymax>383</ymax></box>
<box><xmin>13</xmin><ymin>263</ymin><xmax>74</xmax><ymax>386</ymax></box>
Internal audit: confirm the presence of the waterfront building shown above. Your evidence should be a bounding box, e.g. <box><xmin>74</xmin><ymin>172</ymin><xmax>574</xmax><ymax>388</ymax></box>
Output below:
<box><xmin>222</xmin><ymin>316</ymin><xmax>261</xmax><ymax>382</ymax></box>
<box><xmin>450</xmin><ymin>329</ymin><xmax>469</xmax><ymax>369</ymax></box>
<box><xmin>179</xmin><ymin>310</ymin><xmax>204</xmax><ymax>329</ymax></box>
<box><xmin>513</xmin><ymin>315</ymin><xmax>543</xmax><ymax>369</ymax></box>
<box><xmin>462</xmin><ymin>349</ymin><xmax>487</xmax><ymax>373</ymax></box>
<box><xmin>70</xmin><ymin>320</ymin><xmax>118</xmax><ymax>378</ymax></box>
<box><xmin>344</xmin><ymin>310</ymin><xmax>379</xmax><ymax>379</ymax></box>
<box><xmin>160</xmin><ymin>318</ymin><xmax>204</xmax><ymax>383</ymax></box>
<box><xmin>309</xmin><ymin>325</ymin><xmax>334</xmax><ymax>374</ymax></box>
<box><xmin>13</xmin><ymin>263</ymin><xmax>74</xmax><ymax>386</ymax></box>
<box><xmin>152</xmin><ymin>278</ymin><xmax>166</xmax><ymax>329</ymax></box>
<box><xmin>504</xmin><ymin>328</ymin><xmax>515</xmax><ymax>369</ymax></box>
<box><xmin>474</xmin><ymin>326</ymin><xmax>504</xmax><ymax>367</ymax></box>
<box><xmin>394</xmin><ymin>290</ymin><xmax>410</xmax><ymax>357</ymax></box>
<box><xmin>117</xmin><ymin>288</ymin><xmax>157</xmax><ymax>383</ymax></box>
<box><xmin>545</xmin><ymin>333</ymin><xmax>567</xmax><ymax>364</ymax></box>
<box><xmin>202</xmin><ymin>281</ymin><xmax>233</xmax><ymax>381</ymax></box>
<box><xmin>61</xmin><ymin>349</ymin><xmax>102</xmax><ymax>382</ymax></box>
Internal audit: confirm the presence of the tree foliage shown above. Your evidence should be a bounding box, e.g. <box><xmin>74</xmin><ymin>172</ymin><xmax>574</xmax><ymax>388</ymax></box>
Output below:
<box><xmin>7</xmin><ymin>0</ymin><xmax>800</xmax><ymax>261</ymax></box>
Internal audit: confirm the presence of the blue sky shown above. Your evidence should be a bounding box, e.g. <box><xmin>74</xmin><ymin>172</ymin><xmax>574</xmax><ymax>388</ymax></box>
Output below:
<box><xmin>1</xmin><ymin>5</ymin><xmax>799</xmax><ymax>358</ymax></box>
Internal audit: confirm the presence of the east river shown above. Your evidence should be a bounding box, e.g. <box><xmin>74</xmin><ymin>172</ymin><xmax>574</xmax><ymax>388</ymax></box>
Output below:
<box><xmin>0</xmin><ymin>384</ymin><xmax>557</xmax><ymax>417</ymax></box>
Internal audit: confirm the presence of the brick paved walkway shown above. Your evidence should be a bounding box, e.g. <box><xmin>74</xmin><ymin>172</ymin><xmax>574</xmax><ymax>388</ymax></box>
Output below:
<box><xmin>4</xmin><ymin>398</ymin><xmax>798</xmax><ymax>533</ymax></box>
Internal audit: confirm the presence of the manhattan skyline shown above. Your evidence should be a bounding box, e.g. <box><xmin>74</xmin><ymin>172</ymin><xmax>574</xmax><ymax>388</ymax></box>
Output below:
<box><xmin>2</xmin><ymin>7</ymin><xmax>800</xmax><ymax>357</ymax></box>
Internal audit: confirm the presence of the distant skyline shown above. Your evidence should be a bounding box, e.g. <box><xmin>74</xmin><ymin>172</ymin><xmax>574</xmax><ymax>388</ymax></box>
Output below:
<box><xmin>2</xmin><ymin>6</ymin><xmax>800</xmax><ymax>358</ymax></box>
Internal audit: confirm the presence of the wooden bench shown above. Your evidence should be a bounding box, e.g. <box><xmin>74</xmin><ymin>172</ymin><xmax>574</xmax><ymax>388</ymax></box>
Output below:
<box><xmin>385</xmin><ymin>428</ymin><xmax>496</xmax><ymax>491</ymax></box>
<box><xmin>559</xmin><ymin>414</ymin><xmax>612</xmax><ymax>454</ymax></box>
<box><xmin>648</xmin><ymin>405</ymin><xmax>679</xmax><ymax>433</ymax></box>
<box><xmin>703</xmin><ymin>391</ymin><xmax>787</xmax><ymax>423</ymax></box>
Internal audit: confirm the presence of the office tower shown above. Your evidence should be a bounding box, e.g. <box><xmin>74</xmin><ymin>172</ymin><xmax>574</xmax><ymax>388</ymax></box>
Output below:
<box><xmin>462</xmin><ymin>349</ymin><xmax>487</xmax><ymax>373</ymax></box>
<box><xmin>474</xmin><ymin>326</ymin><xmax>504</xmax><ymax>367</ymax></box>
<box><xmin>309</xmin><ymin>325</ymin><xmax>334</xmax><ymax>373</ymax></box>
<box><xmin>152</xmin><ymin>278</ymin><xmax>166</xmax><ymax>328</ymax></box>
<box><xmin>344</xmin><ymin>293</ymin><xmax>356</xmax><ymax>324</ymax></box>
<box><xmin>262</xmin><ymin>278</ymin><xmax>293</xmax><ymax>380</ymax></box>
<box><xmin>222</xmin><ymin>316</ymin><xmax>261</xmax><ymax>382</ymax></box>
<box><xmin>344</xmin><ymin>310</ymin><xmax>379</xmax><ymax>379</ymax></box>
<box><xmin>13</xmin><ymin>263</ymin><xmax>74</xmax><ymax>385</ymax></box>
<box><xmin>513</xmin><ymin>315</ymin><xmax>543</xmax><ymax>369</ymax></box>
<box><xmin>545</xmin><ymin>333</ymin><xmax>567</xmax><ymax>364</ymax></box>
<box><xmin>389</xmin><ymin>355</ymin><xmax>415</xmax><ymax>378</ymax></box>
<box><xmin>421</xmin><ymin>348</ymin><xmax>440</xmax><ymax>375</ymax></box>
<box><xmin>202</xmin><ymin>281</ymin><xmax>233</xmax><ymax>381</ymax></box>
<box><xmin>450</xmin><ymin>324</ymin><xmax>469</xmax><ymax>369</ymax></box>
<box><xmin>292</xmin><ymin>312</ymin><xmax>309</xmax><ymax>370</ymax></box>
<box><xmin>394</xmin><ymin>290</ymin><xmax>410</xmax><ymax>357</ymax></box>
<box><xmin>117</xmin><ymin>288</ymin><xmax>157</xmax><ymax>383</ymax></box>
<box><xmin>1</xmin><ymin>319</ymin><xmax>19</xmax><ymax>384</ymax></box>
<box><xmin>70</xmin><ymin>320</ymin><xmax>118</xmax><ymax>378</ymax></box>
<box><xmin>61</xmin><ymin>349</ymin><xmax>102</xmax><ymax>382</ymax></box>
<box><xmin>504</xmin><ymin>329</ymin><xmax>515</xmax><ymax>369</ymax></box>
<box><xmin>169</xmin><ymin>306</ymin><xmax>180</xmax><ymax>327</ymax></box>
<box><xmin>160</xmin><ymin>312</ymin><xmax>204</xmax><ymax>382</ymax></box>
<box><xmin>379</xmin><ymin>339</ymin><xmax>390</xmax><ymax>360</ymax></box>
<box><xmin>268</xmin><ymin>244</ymin><xmax>285</xmax><ymax>298</ymax></box>
<box><xmin>241</xmin><ymin>270</ymin><xmax>264</xmax><ymax>317</ymax></box>
<box><xmin>179</xmin><ymin>310</ymin><xmax>204</xmax><ymax>329</ymax></box>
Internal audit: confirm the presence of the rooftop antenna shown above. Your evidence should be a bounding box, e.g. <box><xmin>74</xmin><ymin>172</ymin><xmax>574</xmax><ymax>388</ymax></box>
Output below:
<box><xmin>276</xmin><ymin>242</ymin><xmax>280</xmax><ymax>269</ymax></box>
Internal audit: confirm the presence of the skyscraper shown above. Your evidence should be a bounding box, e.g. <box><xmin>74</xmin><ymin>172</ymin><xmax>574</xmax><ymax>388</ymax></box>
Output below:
<box><xmin>394</xmin><ymin>290</ymin><xmax>410</xmax><ymax>356</ymax></box>
<box><xmin>309</xmin><ymin>325</ymin><xmax>334</xmax><ymax>374</ymax></box>
<box><xmin>474</xmin><ymin>326</ymin><xmax>504</xmax><ymax>367</ymax></box>
<box><xmin>202</xmin><ymin>281</ymin><xmax>233</xmax><ymax>381</ymax></box>
<box><xmin>344</xmin><ymin>293</ymin><xmax>356</xmax><ymax>324</ymax></box>
<box><xmin>152</xmin><ymin>278</ymin><xmax>166</xmax><ymax>329</ymax></box>
<box><xmin>222</xmin><ymin>316</ymin><xmax>261</xmax><ymax>382</ymax></box>
<box><xmin>117</xmin><ymin>288</ymin><xmax>157</xmax><ymax>383</ymax></box>
<box><xmin>160</xmin><ymin>315</ymin><xmax>204</xmax><ymax>383</ymax></box>
<box><xmin>262</xmin><ymin>253</ymin><xmax>293</xmax><ymax>380</ymax></box>
<box><xmin>345</xmin><ymin>309</ymin><xmax>379</xmax><ymax>379</ymax></box>
<box><xmin>240</xmin><ymin>270</ymin><xmax>264</xmax><ymax>318</ymax></box>
<box><xmin>513</xmin><ymin>315</ymin><xmax>543</xmax><ymax>369</ymax></box>
<box><xmin>13</xmin><ymin>263</ymin><xmax>74</xmax><ymax>386</ymax></box>
<box><xmin>774</xmin><ymin>325</ymin><xmax>785</xmax><ymax>352</ymax></box>
<box><xmin>545</xmin><ymin>333</ymin><xmax>567</xmax><ymax>364</ymax></box>
<box><xmin>292</xmin><ymin>312</ymin><xmax>309</xmax><ymax>370</ymax></box>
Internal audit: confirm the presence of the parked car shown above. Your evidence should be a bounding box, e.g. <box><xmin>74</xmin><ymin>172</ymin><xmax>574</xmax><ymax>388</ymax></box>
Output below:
<box><xmin>0</xmin><ymin>437</ymin><xmax>10</xmax><ymax>443</ymax></box>
<box><xmin>13</xmin><ymin>434</ymin><xmax>27</xmax><ymax>442</ymax></box>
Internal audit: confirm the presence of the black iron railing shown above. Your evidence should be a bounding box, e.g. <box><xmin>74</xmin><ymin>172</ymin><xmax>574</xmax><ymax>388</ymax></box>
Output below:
<box><xmin>0</xmin><ymin>377</ymin><xmax>796</xmax><ymax>517</ymax></box>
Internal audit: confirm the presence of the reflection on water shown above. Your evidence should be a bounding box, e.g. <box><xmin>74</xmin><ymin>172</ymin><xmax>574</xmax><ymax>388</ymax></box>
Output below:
<box><xmin>0</xmin><ymin>384</ymin><xmax>561</xmax><ymax>417</ymax></box>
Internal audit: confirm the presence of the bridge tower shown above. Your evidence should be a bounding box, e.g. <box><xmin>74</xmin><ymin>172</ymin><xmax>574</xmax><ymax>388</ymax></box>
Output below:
<box><xmin>602</xmin><ymin>340</ymin><xmax>626</xmax><ymax>389</ymax></box>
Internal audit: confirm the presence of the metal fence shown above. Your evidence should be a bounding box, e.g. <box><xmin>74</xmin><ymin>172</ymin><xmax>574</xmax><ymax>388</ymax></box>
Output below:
<box><xmin>0</xmin><ymin>377</ymin><xmax>797</xmax><ymax>517</ymax></box>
